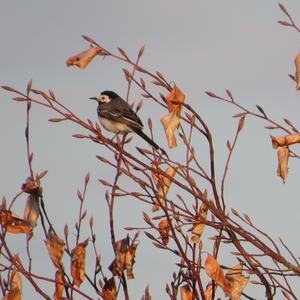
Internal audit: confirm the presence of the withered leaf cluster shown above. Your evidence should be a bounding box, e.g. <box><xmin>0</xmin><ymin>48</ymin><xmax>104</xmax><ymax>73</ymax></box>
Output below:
<box><xmin>270</xmin><ymin>134</ymin><xmax>300</xmax><ymax>183</ymax></box>
<box><xmin>0</xmin><ymin>178</ymin><xmax>43</xmax><ymax>235</ymax></box>
<box><xmin>0</xmin><ymin>209</ymin><xmax>32</xmax><ymax>234</ymax></box>
<box><xmin>151</xmin><ymin>163</ymin><xmax>178</xmax><ymax>212</ymax></box>
<box><xmin>205</xmin><ymin>254</ymin><xmax>249</xmax><ymax>300</ymax></box>
<box><xmin>45</xmin><ymin>230</ymin><xmax>88</xmax><ymax>299</ymax></box>
<box><xmin>161</xmin><ymin>85</ymin><xmax>185</xmax><ymax>148</ymax></box>
<box><xmin>71</xmin><ymin>238</ymin><xmax>89</xmax><ymax>287</ymax></box>
<box><xmin>109</xmin><ymin>236</ymin><xmax>138</xmax><ymax>280</ymax></box>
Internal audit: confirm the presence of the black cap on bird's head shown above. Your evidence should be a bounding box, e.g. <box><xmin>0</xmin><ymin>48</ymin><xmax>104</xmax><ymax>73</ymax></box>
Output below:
<box><xmin>101</xmin><ymin>91</ymin><xmax>119</xmax><ymax>99</ymax></box>
<box><xmin>89</xmin><ymin>90</ymin><xmax>119</xmax><ymax>103</ymax></box>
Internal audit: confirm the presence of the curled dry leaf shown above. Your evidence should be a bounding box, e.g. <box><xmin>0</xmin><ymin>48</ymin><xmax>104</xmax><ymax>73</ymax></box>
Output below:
<box><xmin>161</xmin><ymin>113</ymin><xmax>180</xmax><ymax>148</ymax></box>
<box><xmin>180</xmin><ymin>284</ymin><xmax>193</xmax><ymax>300</ymax></box>
<box><xmin>160</xmin><ymin>85</ymin><xmax>185</xmax><ymax>148</ymax></box>
<box><xmin>21</xmin><ymin>179</ymin><xmax>41</xmax><ymax>195</ymax></box>
<box><xmin>271</xmin><ymin>133</ymin><xmax>300</xmax><ymax>149</ymax></box>
<box><xmin>191</xmin><ymin>203</ymin><xmax>208</xmax><ymax>243</ymax></box>
<box><xmin>295</xmin><ymin>53</ymin><xmax>300</xmax><ymax>90</ymax></box>
<box><xmin>151</xmin><ymin>164</ymin><xmax>177</xmax><ymax>211</ymax></box>
<box><xmin>109</xmin><ymin>237</ymin><xmax>128</xmax><ymax>277</ymax></box>
<box><xmin>225</xmin><ymin>263</ymin><xmax>249</xmax><ymax>300</ymax></box>
<box><xmin>205</xmin><ymin>258</ymin><xmax>249</xmax><ymax>299</ymax></box>
<box><xmin>125</xmin><ymin>243</ymin><xmax>138</xmax><ymax>279</ymax></box>
<box><xmin>205</xmin><ymin>254</ymin><xmax>231</xmax><ymax>294</ymax></box>
<box><xmin>71</xmin><ymin>239</ymin><xmax>89</xmax><ymax>287</ymax></box>
<box><xmin>102</xmin><ymin>277</ymin><xmax>117</xmax><ymax>300</ymax></box>
<box><xmin>54</xmin><ymin>270</ymin><xmax>65</xmax><ymax>300</ymax></box>
<box><xmin>204</xmin><ymin>283</ymin><xmax>214</xmax><ymax>300</ymax></box>
<box><xmin>3</xmin><ymin>269</ymin><xmax>22</xmax><ymax>300</ymax></box>
<box><xmin>66</xmin><ymin>46</ymin><xmax>106</xmax><ymax>69</ymax></box>
<box><xmin>0</xmin><ymin>209</ymin><xmax>32</xmax><ymax>234</ymax></box>
<box><xmin>277</xmin><ymin>146</ymin><xmax>290</xmax><ymax>183</ymax></box>
<box><xmin>45</xmin><ymin>231</ymin><xmax>66</xmax><ymax>269</ymax></box>
<box><xmin>24</xmin><ymin>194</ymin><xmax>39</xmax><ymax>228</ymax></box>
<box><xmin>109</xmin><ymin>236</ymin><xmax>138</xmax><ymax>280</ymax></box>
<box><xmin>158</xmin><ymin>219</ymin><xmax>170</xmax><ymax>246</ymax></box>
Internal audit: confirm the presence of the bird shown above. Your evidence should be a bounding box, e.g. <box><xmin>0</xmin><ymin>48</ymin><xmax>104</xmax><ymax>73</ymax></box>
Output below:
<box><xmin>89</xmin><ymin>91</ymin><xmax>168</xmax><ymax>157</ymax></box>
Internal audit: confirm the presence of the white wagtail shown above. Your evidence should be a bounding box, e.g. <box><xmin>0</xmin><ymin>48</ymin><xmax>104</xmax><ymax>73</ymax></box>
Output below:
<box><xmin>90</xmin><ymin>91</ymin><xmax>167</xmax><ymax>157</ymax></box>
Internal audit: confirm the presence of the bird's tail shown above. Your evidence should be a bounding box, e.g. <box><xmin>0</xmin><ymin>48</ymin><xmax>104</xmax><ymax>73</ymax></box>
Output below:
<box><xmin>134</xmin><ymin>128</ymin><xmax>168</xmax><ymax>157</ymax></box>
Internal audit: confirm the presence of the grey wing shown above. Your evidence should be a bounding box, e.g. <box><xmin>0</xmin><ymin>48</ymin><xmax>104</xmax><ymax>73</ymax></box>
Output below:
<box><xmin>99</xmin><ymin>106</ymin><xmax>143</xmax><ymax>130</ymax></box>
<box><xmin>121</xmin><ymin>109</ymin><xmax>143</xmax><ymax>129</ymax></box>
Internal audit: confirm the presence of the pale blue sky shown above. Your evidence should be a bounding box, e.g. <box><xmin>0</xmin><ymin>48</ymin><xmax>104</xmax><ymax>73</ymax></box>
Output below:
<box><xmin>1</xmin><ymin>1</ymin><xmax>300</xmax><ymax>299</ymax></box>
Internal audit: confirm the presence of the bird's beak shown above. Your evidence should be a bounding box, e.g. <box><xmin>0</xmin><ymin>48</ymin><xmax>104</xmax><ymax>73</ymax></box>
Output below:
<box><xmin>89</xmin><ymin>97</ymin><xmax>97</xmax><ymax>101</ymax></box>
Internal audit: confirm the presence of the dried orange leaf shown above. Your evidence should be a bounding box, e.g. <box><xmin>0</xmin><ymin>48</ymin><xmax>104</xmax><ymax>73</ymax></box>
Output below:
<box><xmin>3</xmin><ymin>269</ymin><xmax>22</xmax><ymax>300</ymax></box>
<box><xmin>151</xmin><ymin>165</ymin><xmax>177</xmax><ymax>211</ymax></box>
<box><xmin>158</xmin><ymin>219</ymin><xmax>170</xmax><ymax>246</ymax></box>
<box><xmin>277</xmin><ymin>146</ymin><xmax>290</xmax><ymax>183</ymax></box>
<box><xmin>11</xmin><ymin>269</ymin><xmax>22</xmax><ymax>293</ymax></box>
<box><xmin>161</xmin><ymin>85</ymin><xmax>185</xmax><ymax>148</ymax></box>
<box><xmin>191</xmin><ymin>203</ymin><xmax>208</xmax><ymax>243</ymax></box>
<box><xmin>24</xmin><ymin>194</ymin><xmax>39</xmax><ymax>228</ymax></box>
<box><xmin>271</xmin><ymin>133</ymin><xmax>300</xmax><ymax>149</ymax></box>
<box><xmin>66</xmin><ymin>46</ymin><xmax>105</xmax><ymax>69</ymax></box>
<box><xmin>180</xmin><ymin>284</ymin><xmax>193</xmax><ymax>300</ymax></box>
<box><xmin>21</xmin><ymin>179</ymin><xmax>41</xmax><ymax>195</ymax></box>
<box><xmin>151</xmin><ymin>161</ymin><xmax>162</xmax><ymax>186</ymax></box>
<box><xmin>54</xmin><ymin>270</ymin><xmax>65</xmax><ymax>300</ymax></box>
<box><xmin>225</xmin><ymin>263</ymin><xmax>249</xmax><ymax>299</ymax></box>
<box><xmin>204</xmin><ymin>283</ymin><xmax>214</xmax><ymax>300</ymax></box>
<box><xmin>205</xmin><ymin>254</ymin><xmax>231</xmax><ymax>293</ymax></box>
<box><xmin>109</xmin><ymin>237</ymin><xmax>128</xmax><ymax>277</ymax></box>
<box><xmin>102</xmin><ymin>277</ymin><xmax>117</xmax><ymax>300</ymax></box>
<box><xmin>45</xmin><ymin>231</ymin><xmax>66</xmax><ymax>269</ymax></box>
<box><xmin>71</xmin><ymin>238</ymin><xmax>89</xmax><ymax>287</ymax></box>
<box><xmin>159</xmin><ymin>166</ymin><xmax>177</xmax><ymax>193</ymax></box>
<box><xmin>0</xmin><ymin>209</ymin><xmax>32</xmax><ymax>234</ymax></box>
<box><xmin>125</xmin><ymin>243</ymin><xmax>138</xmax><ymax>279</ymax></box>
<box><xmin>161</xmin><ymin>112</ymin><xmax>180</xmax><ymax>148</ymax></box>
<box><xmin>166</xmin><ymin>85</ymin><xmax>185</xmax><ymax>115</ymax></box>
<box><xmin>109</xmin><ymin>236</ymin><xmax>138</xmax><ymax>279</ymax></box>
<box><xmin>295</xmin><ymin>53</ymin><xmax>300</xmax><ymax>90</ymax></box>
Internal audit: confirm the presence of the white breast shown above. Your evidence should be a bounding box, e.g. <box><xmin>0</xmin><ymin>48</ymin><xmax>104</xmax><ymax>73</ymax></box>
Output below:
<box><xmin>100</xmin><ymin>117</ymin><xmax>133</xmax><ymax>133</ymax></box>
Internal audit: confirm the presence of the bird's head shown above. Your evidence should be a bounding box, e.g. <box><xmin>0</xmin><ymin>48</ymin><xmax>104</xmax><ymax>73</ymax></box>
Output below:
<box><xmin>89</xmin><ymin>91</ymin><xmax>119</xmax><ymax>104</ymax></box>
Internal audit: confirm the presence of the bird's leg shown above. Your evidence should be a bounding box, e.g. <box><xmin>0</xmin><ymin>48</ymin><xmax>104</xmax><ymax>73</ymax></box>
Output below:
<box><xmin>111</xmin><ymin>133</ymin><xmax>119</xmax><ymax>141</ymax></box>
<box><xmin>115</xmin><ymin>133</ymin><xmax>128</xmax><ymax>153</ymax></box>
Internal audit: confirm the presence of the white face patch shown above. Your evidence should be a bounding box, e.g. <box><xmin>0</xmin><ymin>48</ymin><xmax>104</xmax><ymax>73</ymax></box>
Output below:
<box><xmin>96</xmin><ymin>95</ymin><xmax>111</xmax><ymax>103</ymax></box>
